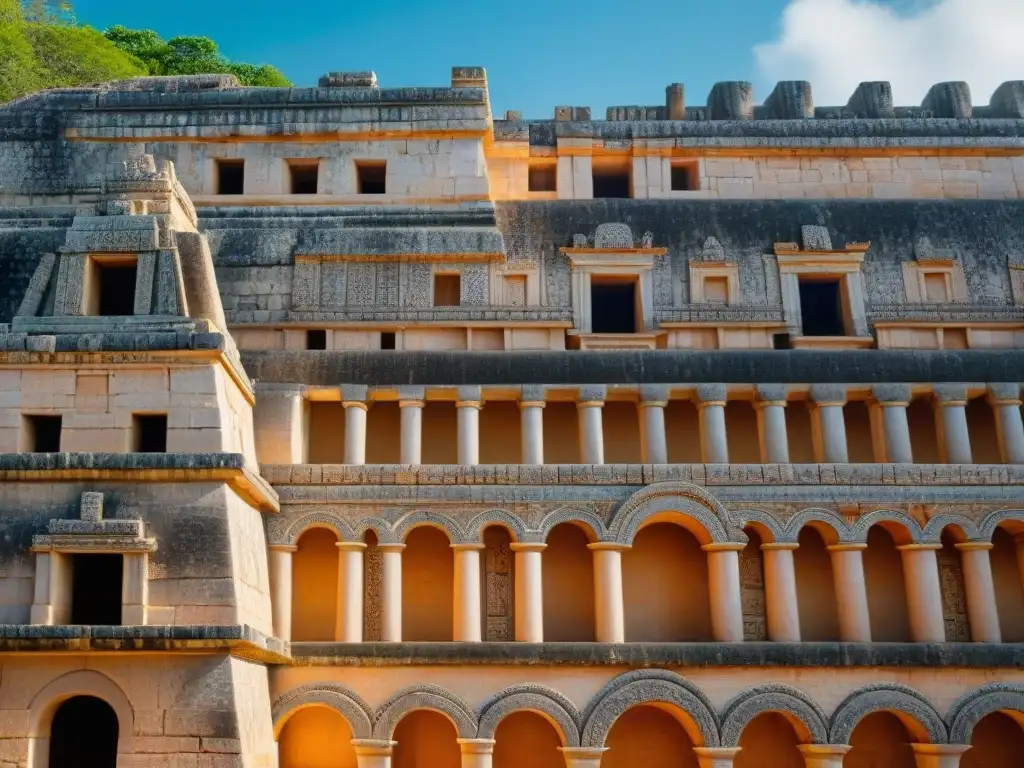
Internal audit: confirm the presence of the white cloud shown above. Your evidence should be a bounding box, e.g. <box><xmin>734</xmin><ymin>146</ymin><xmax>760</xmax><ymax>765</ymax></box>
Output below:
<box><xmin>754</xmin><ymin>0</ymin><xmax>1024</xmax><ymax>106</ymax></box>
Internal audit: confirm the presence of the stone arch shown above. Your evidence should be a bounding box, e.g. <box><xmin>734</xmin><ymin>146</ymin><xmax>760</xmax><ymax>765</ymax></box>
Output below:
<box><xmin>923</xmin><ymin>514</ymin><xmax>982</xmax><ymax>545</ymax></box>
<box><xmin>537</xmin><ymin>507</ymin><xmax>609</xmax><ymax>543</ymax></box>
<box><xmin>731</xmin><ymin>509</ymin><xmax>785</xmax><ymax>544</ymax></box>
<box><xmin>947</xmin><ymin>683</ymin><xmax>1024</xmax><ymax>744</ymax></box>
<box><xmin>580</xmin><ymin>669</ymin><xmax>720</xmax><ymax>748</ymax></box>
<box><xmin>281</xmin><ymin>511</ymin><xmax>356</xmax><ymax>546</ymax></box>
<box><xmin>719</xmin><ymin>684</ymin><xmax>828</xmax><ymax>747</ymax></box>
<box><xmin>850</xmin><ymin>509</ymin><xmax>924</xmax><ymax>545</ymax></box>
<box><xmin>465</xmin><ymin>510</ymin><xmax>530</xmax><ymax>544</ymax></box>
<box><xmin>610</xmin><ymin>482</ymin><xmax>733</xmax><ymax>545</ymax></box>
<box><xmin>477</xmin><ymin>685</ymin><xmax>582</xmax><ymax>746</ymax></box>
<box><xmin>372</xmin><ymin>685</ymin><xmax>477</xmax><ymax>740</ymax></box>
<box><xmin>28</xmin><ymin>670</ymin><xmax>134</xmax><ymax>768</ymax></box>
<box><xmin>979</xmin><ymin>509</ymin><xmax>1024</xmax><ymax>541</ymax></box>
<box><xmin>392</xmin><ymin>511</ymin><xmax>465</xmax><ymax>544</ymax></box>
<box><xmin>354</xmin><ymin>517</ymin><xmax>399</xmax><ymax>545</ymax></box>
<box><xmin>783</xmin><ymin>508</ymin><xmax>850</xmax><ymax>545</ymax></box>
<box><xmin>829</xmin><ymin>683</ymin><xmax>947</xmax><ymax>745</ymax></box>
<box><xmin>271</xmin><ymin>683</ymin><xmax>373</xmax><ymax>740</ymax></box>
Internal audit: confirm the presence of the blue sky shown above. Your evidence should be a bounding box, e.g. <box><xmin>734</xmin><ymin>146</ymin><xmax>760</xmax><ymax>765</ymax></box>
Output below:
<box><xmin>73</xmin><ymin>0</ymin><xmax>1023</xmax><ymax>117</ymax></box>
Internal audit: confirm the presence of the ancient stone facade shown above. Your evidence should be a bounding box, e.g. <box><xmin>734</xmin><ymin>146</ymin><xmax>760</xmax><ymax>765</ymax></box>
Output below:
<box><xmin>1</xmin><ymin>70</ymin><xmax>1024</xmax><ymax>767</ymax></box>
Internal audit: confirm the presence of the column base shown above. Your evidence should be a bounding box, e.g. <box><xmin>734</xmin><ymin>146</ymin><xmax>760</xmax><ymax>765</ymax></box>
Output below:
<box><xmin>911</xmin><ymin>744</ymin><xmax>971</xmax><ymax>768</ymax></box>
<box><xmin>559</xmin><ymin>747</ymin><xmax>609</xmax><ymax>768</ymax></box>
<box><xmin>693</xmin><ymin>747</ymin><xmax>742</xmax><ymax>768</ymax></box>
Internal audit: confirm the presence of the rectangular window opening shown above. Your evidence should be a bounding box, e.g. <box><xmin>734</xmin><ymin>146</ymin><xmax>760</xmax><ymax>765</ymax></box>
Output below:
<box><xmin>91</xmin><ymin>258</ymin><xmax>138</xmax><ymax>317</ymax></box>
<box><xmin>133</xmin><ymin>414</ymin><xmax>167</xmax><ymax>453</ymax></box>
<box><xmin>670</xmin><ymin>163</ymin><xmax>698</xmax><ymax>191</ymax></box>
<box><xmin>591</xmin><ymin>278</ymin><xmax>638</xmax><ymax>333</ymax></box>
<box><xmin>216</xmin><ymin>160</ymin><xmax>244</xmax><ymax>195</ymax></box>
<box><xmin>24</xmin><ymin>414</ymin><xmax>62</xmax><ymax>452</ymax></box>
<box><xmin>70</xmin><ymin>554</ymin><xmax>123</xmax><ymax>625</ymax></box>
<box><xmin>306</xmin><ymin>329</ymin><xmax>327</xmax><ymax>350</ymax></box>
<box><xmin>433</xmin><ymin>274</ymin><xmax>461</xmax><ymax>307</ymax></box>
<box><xmin>703</xmin><ymin>276</ymin><xmax>729</xmax><ymax>304</ymax></box>
<box><xmin>289</xmin><ymin>162</ymin><xmax>319</xmax><ymax>195</ymax></box>
<box><xmin>592</xmin><ymin>164</ymin><xmax>632</xmax><ymax>199</ymax></box>
<box><xmin>772</xmin><ymin>333</ymin><xmax>792</xmax><ymax>350</ymax></box>
<box><xmin>923</xmin><ymin>272</ymin><xmax>949</xmax><ymax>303</ymax></box>
<box><xmin>357</xmin><ymin>162</ymin><xmax>386</xmax><ymax>194</ymax></box>
<box><xmin>798</xmin><ymin>278</ymin><xmax>847</xmax><ymax>337</ymax></box>
<box><xmin>528</xmin><ymin>165</ymin><xmax>556</xmax><ymax>192</ymax></box>
<box><xmin>380</xmin><ymin>331</ymin><xmax>396</xmax><ymax>350</ymax></box>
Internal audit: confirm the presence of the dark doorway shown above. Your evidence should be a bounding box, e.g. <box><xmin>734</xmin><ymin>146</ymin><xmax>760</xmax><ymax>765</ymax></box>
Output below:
<box><xmin>798</xmin><ymin>279</ymin><xmax>846</xmax><ymax>336</ymax></box>
<box><xmin>216</xmin><ymin>160</ymin><xmax>244</xmax><ymax>194</ymax></box>
<box><xmin>591</xmin><ymin>281</ymin><xmax>637</xmax><ymax>333</ymax></box>
<box><xmin>24</xmin><ymin>414</ymin><xmax>62</xmax><ymax>452</ymax></box>
<box><xmin>70</xmin><ymin>555</ymin><xmax>122</xmax><ymax>625</ymax></box>
<box><xmin>49</xmin><ymin>695</ymin><xmax>118</xmax><ymax>768</ymax></box>
<box><xmin>289</xmin><ymin>163</ymin><xmax>319</xmax><ymax>194</ymax></box>
<box><xmin>96</xmin><ymin>262</ymin><xmax>137</xmax><ymax>317</ymax></box>
<box><xmin>132</xmin><ymin>414</ymin><xmax>167</xmax><ymax>453</ymax></box>
<box><xmin>592</xmin><ymin>168</ymin><xmax>631</xmax><ymax>199</ymax></box>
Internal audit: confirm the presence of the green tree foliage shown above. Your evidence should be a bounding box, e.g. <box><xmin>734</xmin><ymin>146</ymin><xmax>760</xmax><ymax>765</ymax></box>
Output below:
<box><xmin>103</xmin><ymin>24</ymin><xmax>291</xmax><ymax>87</ymax></box>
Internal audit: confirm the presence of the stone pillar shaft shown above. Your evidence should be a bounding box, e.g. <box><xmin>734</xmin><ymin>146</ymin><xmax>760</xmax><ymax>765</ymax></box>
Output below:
<box><xmin>399</xmin><ymin>401</ymin><xmax>424</xmax><ymax>464</ymax></box>
<box><xmin>762</xmin><ymin>543</ymin><xmax>801</xmax><ymax>642</ymax></box>
<box><xmin>994</xmin><ymin>400</ymin><xmax>1024</xmax><ymax>463</ymax></box>
<box><xmin>121</xmin><ymin>552</ymin><xmax>148</xmax><ymax>625</ymax></box>
<box><xmin>511</xmin><ymin>543</ymin><xmax>545</xmax><ymax>642</ymax></box>
<box><xmin>828</xmin><ymin>544</ymin><xmax>872</xmax><ymax>642</ymax></box>
<box><xmin>453</xmin><ymin>545</ymin><xmax>484</xmax><ymax>642</ymax></box>
<box><xmin>757</xmin><ymin>402</ymin><xmax>790</xmax><ymax>464</ymax></box>
<box><xmin>956</xmin><ymin>543</ymin><xmax>1001</xmax><ymax>643</ymax></box>
<box><xmin>379</xmin><ymin>544</ymin><xmax>405</xmax><ymax>642</ymax></box>
<box><xmin>336</xmin><ymin>542</ymin><xmax>366</xmax><ymax>642</ymax></box>
<box><xmin>457</xmin><ymin>401</ymin><xmax>481</xmax><ymax>465</ymax></box>
<box><xmin>639</xmin><ymin>402</ymin><xmax>668</xmax><ymax>464</ymax></box>
<box><xmin>559</xmin><ymin>748</ymin><xmax>608</xmax><ymax>768</ymax></box>
<box><xmin>699</xmin><ymin>403</ymin><xmax>729</xmax><ymax>464</ymax></box>
<box><xmin>268</xmin><ymin>545</ymin><xmax>296</xmax><ymax>642</ymax></box>
<box><xmin>578</xmin><ymin>402</ymin><xmax>605</xmax><ymax>464</ymax></box>
<box><xmin>897</xmin><ymin>544</ymin><xmax>946</xmax><ymax>643</ymax></box>
<box><xmin>344</xmin><ymin>402</ymin><xmax>368</xmax><ymax>465</ymax></box>
<box><xmin>459</xmin><ymin>739</ymin><xmax>495</xmax><ymax>768</ymax></box>
<box><xmin>588</xmin><ymin>543</ymin><xmax>627</xmax><ymax>643</ymax></box>
<box><xmin>520</xmin><ymin>402</ymin><xmax>545</xmax><ymax>465</ymax></box>
<box><xmin>936</xmin><ymin>390</ymin><xmax>972</xmax><ymax>463</ymax></box>
<box><xmin>703</xmin><ymin>544</ymin><xmax>744</xmax><ymax>642</ymax></box>
<box><xmin>815</xmin><ymin>404</ymin><xmax>848</xmax><ymax>463</ymax></box>
<box><xmin>881</xmin><ymin>404</ymin><xmax>913</xmax><ymax>463</ymax></box>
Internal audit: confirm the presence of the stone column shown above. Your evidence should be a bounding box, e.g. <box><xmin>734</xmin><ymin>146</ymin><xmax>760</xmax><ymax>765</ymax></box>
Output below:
<box><xmin>934</xmin><ymin>385</ymin><xmax>973</xmax><ymax>464</ymax></box>
<box><xmin>639</xmin><ymin>385</ymin><xmax>669</xmax><ymax>464</ymax></box>
<box><xmin>453</xmin><ymin>543</ymin><xmax>484</xmax><ymax>642</ymax></box>
<box><xmin>989</xmin><ymin>384</ymin><xmax>1024</xmax><ymax>463</ymax></box>
<box><xmin>810</xmin><ymin>384</ymin><xmax>849</xmax><ymax>463</ymax></box>
<box><xmin>702</xmin><ymin>543</ymin><xmax>745</xmax><ymax>642</ymax></box>
<box><xmin>342</xmin><ymin>384</ymin><xmax>370</xmax><ymax>465</ymax></box>
<box><xmin>588</xmin><ymin>543</ymin><xmax>628</xmax><ymax>643</ymax></box>
<box><xmin>696</xmin><ymin>384</ymin><xmax>729</xmax><ymax>464</ymax></box>
<box><xmin>559</xmin><ymin>748</ymin><xmax>608</xmax><ymax>768</ymax></box>
<box><xmin>398</xmin><ymin>387</ymin><xmax>425</xmax><ymax>465</ymax></box>
<box><xmin>955</xmin><ymin>542</ymin><xmax>1002</xmax><ymax>643</ymax></box>
<box><xmin>510</xmin><ymin>542</ymin><xmax>545</xmax><ymax>642</ymax></box>
<box><xmin>379</xmin><ymin>543</ymin><xmax>405</xmax><ymax>642</ymax></box>
<box><xmin>268</xmin><ymin>544</ymin><xmax>296</xmax><ymax>642</ymax></box>
<box><xmin>761</xmin><ymin>542</ymin><xmax>801</xmax><ymax>642</ymax></box>
<box><xmin>121</xmin><ymin>552</ymin><xmax>148</xmax><ymax>626</ymax></box>
<box><xmin>693</xmin><ymin>747</ymin><xmax>742</xmax><ymax>768</ymax></box>
<box><xmin>253</xmin><ymin>385</ymin><xmax>305</xmax><ymax>464</ymax></box>
<box><xmin>459</xmin><ymin>739</ymin><xmax>495</xmax><ymax>768</ymax></box>
<box><xmin>457</xmin><ymin>386</ymin><xmax>483</xmax><ymax>466</ymax></box>
<box><xmin>336</xmin><ymin>542</ymin><xmax>366</xmax><ymax>642</ymax></box>
<box><xmin>352</xmin><ymin>739</ymin><xmax>396</xmax><ymax>768</ymax></box>
<box><xmin>578</xmin><ymin>386</ymin><xmax>606</xmax><ymax>464</ymax></box>
<box><xmin>520</xmin><ymin>385</ymin><xmax>546</xmax><ymax>465</ymax></box>
<box><xmin>910</xmin><ymin>744</ymin><xmax>971</xmax><ymax>768</ymax></box>
<box><xmin>875</xmin><ymin>384</ymin><xmax>914</xmax><ymax>463</ymax></box>
<box><xmin>755</xmin><ymin>385</ymin><xmax>790</xmax><ymax>464</ymax></box>
<box><xmin>798</xmin><ymin>745</ymin><xmax>852</xmax><ymax>768</ymax></box>
<box><xmin>897</xmin><ymin>544</ymin><xmax>946</xmax><ymax>643</ymax></box>
<box><xmin>827</xmin><ymin>543</ymin><xmax>872</xmax><ymax>642</ymax></box>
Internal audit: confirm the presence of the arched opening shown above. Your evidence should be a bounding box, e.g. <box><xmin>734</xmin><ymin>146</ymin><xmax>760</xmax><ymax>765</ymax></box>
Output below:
<box><xmin>603</xmin><ymin>705</ymin><xmax>699</xmax><ymax>768</ymax></box>
<box><xmin>48</xmin><ymin>696</ymin><xmax>118</xmax><ymax>768</ymax></box>
<box><xmin>991</xmin><ymin>526</ymin><xmax>1024</xmax><ymax>641</ymax></box>
<box><xmin>363</xmin><ymin>530</ymin><xmax>382</xmax><ymax>641</ymax></box>
<box><xmin>393</xmin><ymin>709</ymin><xmax>460</xmax><ymax>768</ymax></box>
<box><xmin>278</xmin><ymin>706</ymin><xmax>357</xmax><ymax>768</ymax></box>
<box><xmin>863</xmin><ymin>525</ymin><xmax>912</xmax><ymax>641</ymax></box>
<box><xmin>735</xmin><ymin>712</ymin><xmax>803</xmax><ymax>768</ymax></box>
<box><xmin>962</xmin><ymin>711</ymin><xmax>1024</xmax><ymax>768</ymax></box>
<box><xmin>739</xmin><ymin>527</ymin><xmax>767</xmax><ymax>641</ymax></box>
<box><xmin>845</xmin><ymin>712</ymin><xmax>917</xmax><ymax>768</ymax></box>
<box><xmin>402</xmin><ymin>526</ymin><xmax>454</xmax><ymax>641</ymax></box>
<box><xmin>493</xmin><ymin>710</ymin><xmax>564</xmax><ymax>768</ymax></box>
<box><xmin>292</xmin><ymin>527</ymin><xmax>340</xmax><ymax>641</ymax></box>
<box><xmin>937</xmin><ymin>528</ymin><xmax>970</xmax><ymax>641</ymax></box>
<box><xmin>543</xmin><ymin>523</ymin><xmax>595</xmax><ymax>641</ymax></box>
<box><xmin>794</xmin><ymin>526</ymin><xmax>840</xmax><ymax>641</ymax></box>
<box><xmin>482</xmin><ymin>525</ymin><xmax>515</xmax><ymax>641</ymax></box>
<box><xmin>623</xmin><ymin>522</ymin><xmax>712</xmax><ymax>641</ymax></box>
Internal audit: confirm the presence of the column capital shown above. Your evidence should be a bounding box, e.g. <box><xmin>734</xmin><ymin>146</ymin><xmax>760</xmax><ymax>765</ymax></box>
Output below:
<box><xmin>519</xmin><ymin>400</ymin><xmax>546</xmax><ymax>410</ymax></box>
<box><xmin>896</xmin><ymin>543</ymin><xmax>943</xmax><ymax>552</ymax></box>
<box><xmin>640</xmin><ymin>384</ymin><xmax>671</xmax><ymax>403</ymax></box>
<box><xmin>873</xmin><ymin>383</ymin><xmax>912</xmax><ymax>406</ymax></box>
<box><xmin>587</xmin><ymin>542</ymin><xmax>632</xmax><ymax>552</ymax></box>
<box><xmin>761</xmin><ymin>542</ymin><xmax>800</xmax><ymax>551</ymax></box>
<box><xmin>955</xmin><ymin>541</ymin><xmax>994</xmax><ymax>552</ymax></box>
<box><xmin>451</xmin><ymin>542</ymin><xmax>487</xmax><ymax>552</ymax></box>
<box><xmin>693</xmin><ymin>747</ymin><xmax>742</xmax><ymax>767</ymax></box>
<box><xmin>910</xmin><ymin>744</ymin><xmax>971</xmax><ymax>757</ymax></box>
<box><xmin>578</xmin><ymin>384</ymin><xmax>607</xmax><ymax>403</ymax></box>
<box><xmin>377</xmin><ymin>543</ymin><xmax>407</xmax><ymax>553</ymax></box>
<box><xmin>457</xmin><ymin>385</ymin><xmax>483</xmax><ymax>402</ymax></box>
<box><xmin>798</xmin><ymin>744</ymin><xmax>852</xmax><ymax>758</ymax></box>
<box><xmin>702</xmin><ymin>542</ymin><xmax>746</xmax><ymax>552</ymax></box>
<box><xmin>558</xmin><ymin>747</ymin><xmax>609</xmax><ymax>759</ymax></box>
<box><xmin>809</xmin><ymin>383</ymin><xmax>848</xmax><ymax>406</ymax></box>
<box><xmin>457</xmin><ymin>738</ymin><xmax>495</xmax><ymax>755</ymax></box>
<box><xmin>396</xmin><ymin>386</ymin><xmax>426</xmax><ymax>402</ymax></box>
<box><xmin>521</xmin><ymin>384</ymin><xmax>548</xmax><ymax>403</ymax></box>
<box><xmin>340</xmin><ymin>383</ymin><xmax>369</xmax><ymax>402</ymax></box>
<box><xmin>351</xmin><ymin>739</ymin><xmax>396</xmax><ymax>756</ymax></box>
<box><xmin>336</xmin><ymin>542</ymin><xmax>368</xmax><ymax>552</ymax></box>
<box><xmin>695</xmin><ymin>383</ymin><xmax>728</xmax><ymax>406</ymax></box>
<box><xmin>342</xmin><ymin>401</ymin><xmax>369</xmax><ymax>412</ymax></box>
<box><xmin>399</xmin><ymin>398</ymin><xmax>425</xmax><ymax>408</ymax></box>
<box><xmin>638</xmin><ymin>400</ymin><xmax>668</xmax><ymax>409</ymax></box>
<box><xmin>577</xmin><ymin>400</ymin><xmax>604</xmax><ymax>409</ymax></box>
<box><xmin>755</xmin><ymin>383</ymin><xmax>788</xmax><ymax>403</ymax></box>
<box><xmin>269</xmin><ymin>544</ymin><xmax>299</xmax><ymax>552</ymax></box>
<box><xmin>827</xmin><ymin>543</ymin><xmax>868</xmax><ymax>552</ymax></box>
<box><xmin>933</xmin><ymin>384</ymin><xmax>969</xmax><ymax>405</ymax></box>
<box><xmin>456</xmin><ymin>400</ymin><xmax>483</xmax><ymax>410</ymax></box>
<box><xmin>510</xmin><ymin>542</ymin><xmax>547</xmax><ymax>553</ymax></box>
<box><xmin>987</xmin><ymin>382</ymin><xmax>1022</xmax><ymax>405</ymax></box>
